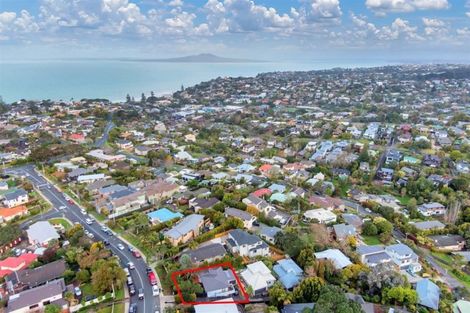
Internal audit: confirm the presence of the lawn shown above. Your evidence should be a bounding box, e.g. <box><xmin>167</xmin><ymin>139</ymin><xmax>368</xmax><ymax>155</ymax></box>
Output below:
<box><xmin>49</xmin><ymin>218</ymin><xmax>72</xmax><ymax>230</ymax></box>
<box><xmin>122</xmin><ymin>232</ymin><xmax>152</xmax><ymax>258</ymax></box>
<box><xmin>395</xmin><ymin>195</ymin><xmax>412</xmax><ymax>206</ymax></box>
<box><xmin>362</xmin><ymin>235</ymin><xmax>381</xmax><ymax>245</ymax></box>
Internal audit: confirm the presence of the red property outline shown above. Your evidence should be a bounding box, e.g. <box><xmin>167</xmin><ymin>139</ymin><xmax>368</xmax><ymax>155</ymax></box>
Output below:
<box><xmin>170</xmin><ymin>261</ymin><xmax>250</xmax><ymax>305</ymax></box>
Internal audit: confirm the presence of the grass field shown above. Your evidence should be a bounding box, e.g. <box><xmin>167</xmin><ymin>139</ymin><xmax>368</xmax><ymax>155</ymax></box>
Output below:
<box><xmin>361</xmin><ymin>235</ymin><xmax>382</xmax><ymax>245</ymax></box>
<box><xmin>49</xmin><ymin>218</ymin><xmax>72</xmax><ymax>230</ymax></box>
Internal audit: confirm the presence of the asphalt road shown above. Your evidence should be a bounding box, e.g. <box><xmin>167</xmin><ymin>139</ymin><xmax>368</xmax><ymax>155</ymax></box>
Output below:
<box><xmin>95</xmin><ymin>118</ymin><xmax>115</xmax><ymax>148</ymax></box>
<box><xmin>5</xmin><ymin>165</ymin><xmax>159</xmax><ymax>313</ymax></box>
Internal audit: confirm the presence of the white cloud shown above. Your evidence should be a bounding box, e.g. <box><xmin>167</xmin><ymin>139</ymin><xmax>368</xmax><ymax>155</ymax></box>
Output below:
<box><xmin>422</xmin><ymin>17</ymin><xmax>448</xmax><ymax>37</ymax></box>
<box><xmin>457</xmin><ymin>27</ymin><xmax>470</xmax><ymax>36</ymax></box>
<box><xmin>366</xmin><ymin>0</ymin><xmax>449</xmax><ymax>15</ymax></box>
<box><xmin>204</xmin><ymin>0</ymin><xmax>294</xmax><ymax>33</ymax></box>
<box><xmin>307</xmin><ymin>0</ymin><xmax>342</xmax><ymax>20</ymax></box>
<box><xmin>0</xmin><ymin>10</ymin><xmax>39</xmax><ymax>35</ymax></box>
<box><xmin>168</xmin><ymin>0</ymin><xmax>183</xmax><ymax>7</ymax></box>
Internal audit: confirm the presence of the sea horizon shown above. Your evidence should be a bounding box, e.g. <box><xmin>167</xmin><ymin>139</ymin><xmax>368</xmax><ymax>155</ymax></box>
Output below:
<box><xmin>1</xmin><ymin>58</ymin><xmax>467</xmax><ymax>104</ymax></box>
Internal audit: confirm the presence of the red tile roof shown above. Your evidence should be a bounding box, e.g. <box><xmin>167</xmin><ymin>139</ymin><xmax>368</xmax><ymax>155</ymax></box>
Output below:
<box><xmin>0</xmin><ymin>254</ymin><xmax>38</xmax><ymax>278</ymax></box>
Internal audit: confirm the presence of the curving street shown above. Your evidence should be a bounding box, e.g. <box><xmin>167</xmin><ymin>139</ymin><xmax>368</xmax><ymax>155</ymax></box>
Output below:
<box><xmin>4</xmin><ymin>164</ymin><xmax>160</xmax><ymax>313</ymax></box>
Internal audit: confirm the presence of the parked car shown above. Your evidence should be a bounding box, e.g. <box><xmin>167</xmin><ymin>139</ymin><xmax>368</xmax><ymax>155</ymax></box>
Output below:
<box><xmin>127</xmin><ymin>276</ymin><xmax>133</xmax><ymax>286</ymax></box>
<box><xmin>85</xmin><ymin>218</ymin><xmax>93</xmax><ymax>225</ymax></box>
<box><xmin>129</xmin><ymin>303</ymin><xmax>137</xmax><ymax>313</ymax></box>
<box><xmin>123</xmin><ymin>267</ymin><xmax>130</xmax><ymax>277</ymax></box>
<box><xmin>128</xmin><ymin>284</ymin><xmax>136</xmax><ymax>296</ymax></box>
<box><xmin>148</xmin><ymin>272</ymin><xmax>157</xmax><ymax>285</ymax></box>
<box><xmin>132</xmin><ymin>250</ymin><xmax>141</xmax><ymax>258</ymax></box>
<box><xmin>80</xmin><ymin>209</ymin><xmax>87</xmax><ymax>215</ymax></box>
<box><xmin>152</xmin><ymin>285</ymin><xmax>159</xmax><ymax>296</ymax></box>
<box><xmin>138</xmin><ymin>288</ymin><xmax>144</xmax><ymax>300</ymax></box>
<box><xmin>74</xmin><ymin>286</ymin><xmax>82</xmax><ymax>297</ymax></box>
<box><xmin>128</xmin><ymin>262</ymin><xmax>135</xmax><ymax>270</ymax></box>
<box><xmin>117</xmin><ymin>243</ymin><xmax>125</xmax><ymax>250</ymax></box>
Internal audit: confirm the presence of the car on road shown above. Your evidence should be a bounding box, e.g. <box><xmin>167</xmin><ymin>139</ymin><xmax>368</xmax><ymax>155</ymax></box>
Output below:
<box><xmin>59</xmin><ymin>206</ymin><xmax>66</xmax><ymax>210</ymax></box>
<box><xmin>148</xmin><ymin>272</ymin><xmax>157</xmax><ymax>285</ymax></box>
<box><xmin>129</xmin><ymin>303</ymin><xmax>137</xmax><ymax>313</ymax></box>
<box><xmin>124</xmin><ymin>267</ymin><xmax>130</xmax><ymax>277</ymax></box>
<box><xmin>127</xmin><ymin>276</ymin><xmax>133</xmax><ymax>286</ymax></box>
<box><xmin>85</xmin><ymin>218</ymin><xmax>93</xmax><ymax>225</ymax></box>
<box><xmin>74</xmin><ymin>286</ymin><xmax>82</xmax><ymax>297</ymax></box>
<box><xmin>103</xmin><ymin>240</ymin><xmax>110</xmax><ymax>246</ymax></box>
<box><xmin>128</xmin><ymin>262</ymin><xmax>135</xmax><ymax>270</ymax></box>
<box><xmin>138</xmin><ymin>288</ymin><xmax>144</xmax><ymax>300</ymax></box>
<box><xmin>152</xmin><ymin>285</ymin><xmax>159</xmax><ymax>296</ymax></box>
<box><xmin>80</xmin><ymin>209</ymin><xmax>87</xmax><ymax>215</ymax></box>
<box><xmin>132</xmin><ymin>250</ymin><xmax>141</xmax><ymax>258</ymax></box>
<box><xmin>86</xmin><ymin>232</ymin><xmax>94</xmax><ymax>239</ymax></box>
<box><xmin>128</xmin><ymin>245</ymin><xmax>134</xmax><ymax>252</ymax></box>
<box><xmin>128</xmin><ymin>284</ymin><xmax>136</xmax><ymax>296</ymax></box>
<box><xmin>146</xmin><ymin>267</ymin><xmax>152</xmax><ymax>274</ymax></box>
<box><xmin>117</xmin><ymin>243</ymin><xmax>125</xmax><ymax>250</ymax></box>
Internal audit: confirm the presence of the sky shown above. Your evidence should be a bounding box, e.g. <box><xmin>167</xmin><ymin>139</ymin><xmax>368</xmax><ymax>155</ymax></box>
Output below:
<box><xmin>0</xmin><ymin>0</ymin><xmax>469</xmax><ymax>62</ymax></box>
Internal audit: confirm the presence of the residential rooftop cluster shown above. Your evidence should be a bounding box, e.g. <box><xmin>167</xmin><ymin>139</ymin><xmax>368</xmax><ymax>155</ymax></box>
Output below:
<box><xmin>0</xmin><ymin>64</ymin><xmax>469</xmax><ymax>313</ymax></box>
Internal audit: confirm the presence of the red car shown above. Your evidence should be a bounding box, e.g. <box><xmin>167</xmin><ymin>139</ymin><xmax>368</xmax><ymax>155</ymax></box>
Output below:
<box><xmin>148</xmin><ymin>272</ymin><xmax>157</xmax><ymax>285</ymax></box>
<box><xmin>132</xmin><ymin>250</ymin><xmax>141</xmax><ymax>258</ymax></box>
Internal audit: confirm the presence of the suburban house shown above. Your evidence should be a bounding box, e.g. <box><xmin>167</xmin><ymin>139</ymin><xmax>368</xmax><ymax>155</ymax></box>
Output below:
<box><xmin>0</xmin><ymin>254</ymin><xmax>38</xmax><ymax>278</ymax></box>
<box><xmin>3</xmin><ymin>189</ymin><xmax>29</xmax><ymax>208</ymax></box>
<box><xmin>303</xmin><ymin>208</ymin><xmax>337</xmax><ymax>224</ymax></box>
<box><xmin>189</xmin><ymin>197</ymin><xmax>221</xmax><ymax>213</ymax></box>
<box><xmin>257</xmin><ymin>224</ymin><xmax>281</xmax><ymax>244</ymax></box>
<box><xmin>333</xmin><ymin>223</ymin><xmax>357</xmax><ymax>241</ymax></box>
<box><xmin>417</xmin><ymin>202</ymin><xmax>446</xmax><ymax>216</ymax></box>
<box><xmin>356</xmin><ymin>245</ymin><xmax>392</xmax><ymax>268</ymax></box>
<box><xmin>240</xmin><ymin>261</ymin><xmax>276</xmax><ymax>295</ymax></box>
<box><xmin>273</xmin><ymin>258</ymin><xmax>303</xmax><ymax>290</ymax></box>
<box><xmin>197</xmin><ymin>268</ymin><xmax>237</xmax><ymax>298</ymax></box>
<box><xmin>385</xmin><ymin>243</ymin><xmax>422</xmax><ymax>273</ymax></box>
<box><xmin>226</xmin><ymin>229</ymin><xmax>269</xmax><ymax>258</ymax></box>
<box><xmin>411</xmin><ymin>220</ymin><xmax>445</xmax><ymax>231</ymax></box>
<box><xmin>6</xmin><ymin>278</ymin><xmax>67</xmax><ymax>313</ymax></box>
<box><xmin>26</xmin><ymin>221</ymin><xmax>60</xmax><ymax>246</ymax></box>
<box><xmin>194</xmin><ymin>302</ymin><xmax>239</xmax><ymax>313</ymax></box>
<box><xmin>416</xmin><ymin>279</ymin><xmax>440</xmax><ymax>311</ymax></box>
<box><xmin>314</xmin><ymin>249</ymin><xmax>352</xmax><ymax>270</ymax></box>
<box><xmin>164</xmin><ymin>214</ymin><xmax>205</xmax><ymax>246</ymax></box>
<box><xmin>6</xmin><ymin>259</ymin><xmax>67</xmax><ymax>293</ymax></box>
<box><xmin>428</xmin><ymin>234</ymin><xmax>465</xmax><ymax>251</ymax></box>
<box><xmin>183</xmin><ymin>243</ymin><xmax>227</xmax><ymax>265</ymax></box>
<box><xmin>224</xmin><ymin>207</ymin><xmax>256</xmax><ymax>229</ymax></box>
<box><xmin>242</xmin><ymin>194</ymin><xmax>275</xmax><ymax>214</ymax></box>
<box><xmin>142</xmin><ymin>181</ymin><xmax>180</xmax><ymax>204</ymax></box>
<box><xmin>0</xmin><ymin>205</ymin><xmax>28</xmax><ymax>223</ymax></box>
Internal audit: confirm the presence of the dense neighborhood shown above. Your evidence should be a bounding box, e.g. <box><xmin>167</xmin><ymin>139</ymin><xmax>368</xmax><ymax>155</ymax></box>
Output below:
<box><xmin>0</xmin><ymin>64</ymin><xmax>469</xmax><ymax>313</ymax></box>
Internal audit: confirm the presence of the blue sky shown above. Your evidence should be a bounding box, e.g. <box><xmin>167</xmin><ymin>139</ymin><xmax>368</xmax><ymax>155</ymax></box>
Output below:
<box><xmin>0</xmin><ymin>0</ymin><xmax>469</xmax><ymax>62</ymax></box>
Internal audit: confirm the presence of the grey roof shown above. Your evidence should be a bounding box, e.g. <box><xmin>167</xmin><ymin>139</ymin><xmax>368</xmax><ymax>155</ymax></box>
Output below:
<box><xmin>429</xmin><ymin>234</ymin><xmax>465</xmax><ymax>247</ymax></box>
<box><xmin>357</xmin><ymin>245</ymin><xmax>385</xmax><ymax>256</ymax></box>
<box><xmin>6</xmin><ymin>259</ymin><xmax>67</xmax><ymax>290</ymax></box>
<box><xmin>411</xmin><ymin>220</ymin><xmax>445</xmax><ymax>230</ymax></box>
<box><xmin>192</xmin><ymin>197</ymin><xmax>220</xmax><ymax>209</ymax></box>
<box><xmin>99</xmin><ymin>184</ymin><xmax>128</xmax><ymax>195</ymax></box>
<box><xmin>342</xmin><ymin>214</ymin><xmax>363</xmax><ymax>228</ymax></box>
<box><xmin>258</xmin><ymin>224</ymin><xmax>281</xmax><ymax>239</ymax></box>
<box><xmin>281</xmin><ymin>303</ymin><xmax>315</xmax><ymax>313</ymax></box>
<box><xmin>7</xmin><ymin>278</ymin><xmax>65</xmax><ymax>312</ymax></box>
<box><xmin>109</xmin><ymin>188</ymin><xmax>135</xmax><ymax>200</ymax></box>
<box><xmin>228</xmin><ymin>229</ymin><xmax>263</xmax><ymax>246</ymax></box>
<box><xmin>184</xmin><ymin>243</ymin><xmax>227</xmax><ymax>263</ymax></box>
<box><xmin>87</xmin><ymin>179</ymin><xmax>115</xmax><ymax>192</ymax></box>
<box><xmin>333</xmin><ymin>223</ymin><xmax>357</xmax><ymax>239</ymax></box>
<box><xmin>365</xmin><ymin>251</ymin><xmax>391</xmax><ymax>265</ymax></box>
<box><xmin>386</xmin><ymin>243</ymin><xmax>415</xmax><ymax>257</ymax></box>
<box><xmin>164</xmin><ymin>214</ymin><xmax>204</xmax><ymax>239</ymax></box>
<box><xmin>4</xmin><ymin>189</ymin><xmax>27</xmax><ymax>201</ymax></box>
<box><xmin>198</xmin><ymin>268</ymin><xmax>235</xmax><ymax>293</ymax></box>
<box><xmin>225</xmin><ymin>207</ymin><xmax>253</xmax><ymax>221</ymax></box>
<box><xmin>26</xmin><ymin>221</ymin><xmax>60</xmax><ymax>244</ymax></box>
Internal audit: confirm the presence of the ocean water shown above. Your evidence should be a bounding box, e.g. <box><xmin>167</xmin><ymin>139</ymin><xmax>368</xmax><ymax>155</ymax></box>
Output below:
<box><xmin>0</xmin><ymin>59</ymin><xmax>391</xmax><ymax>103</ymax></box>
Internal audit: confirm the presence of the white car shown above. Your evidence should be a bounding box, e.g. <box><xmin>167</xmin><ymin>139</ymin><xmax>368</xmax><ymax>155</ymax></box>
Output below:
<box><xmin>117</xmin><ymin>243</ymin><xmax>125</xmax><ymax>250</ymax></box>
<box><xmin>59</xmin><ymin>206</ymin><xmax>66</xmax><ymax>210</ymax></box>
<box><xmin>152</xmin><ymin>285</ymin><xmax>160</xmax><ymax>296</ymax></box>
<box><xmin>80</xmin><ymin>209</ymin><xmax>87</xmax><ymax>215</ymax></box>
<box><xmin>85</xmin><ymin>218</ymin><xmax>93</xmax><ymax>225</ymax></box>
<box><xmin>86</xmin><ymin>232</ymin><xmax>94</xmax><ymax>239</ymax></box>
<box><xmin>128</xmin><ymin>262</ymin><xmax>135</xmax><ymax>270</ymax></box>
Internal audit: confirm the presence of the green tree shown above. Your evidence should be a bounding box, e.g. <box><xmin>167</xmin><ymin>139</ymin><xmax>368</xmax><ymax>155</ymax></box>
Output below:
<box><xmin>381</xmin><ymin>286</ymin><xmax>417</xmax><ymax>311</ymax></box>
<box><xmin>91</xmin><ymin>259</ymin><xmax>126</xmax><ymax>294</ymax></box>
<box><xmin>314</xmin><ymin>285</ymin><xmax>364</xmax><ymax>313</ymax></box>
<box><xmin>44</xmin><ymin>304</ymin><xmax>61</xmax><ymax>313</ymax></box>
<box><xmin>269</xmin><ymin>282</ymin><xmax>292</xmax><ymax>307</ymax></box>
<box><xmin>362</xmin><ymin>221</ymin><xmax>378</xmax><ymax>236</ymax></box>
<box><xmin>292</xmin><ymin>277</ymin><xmax>325</xmax><ymax>303</ymax></box>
